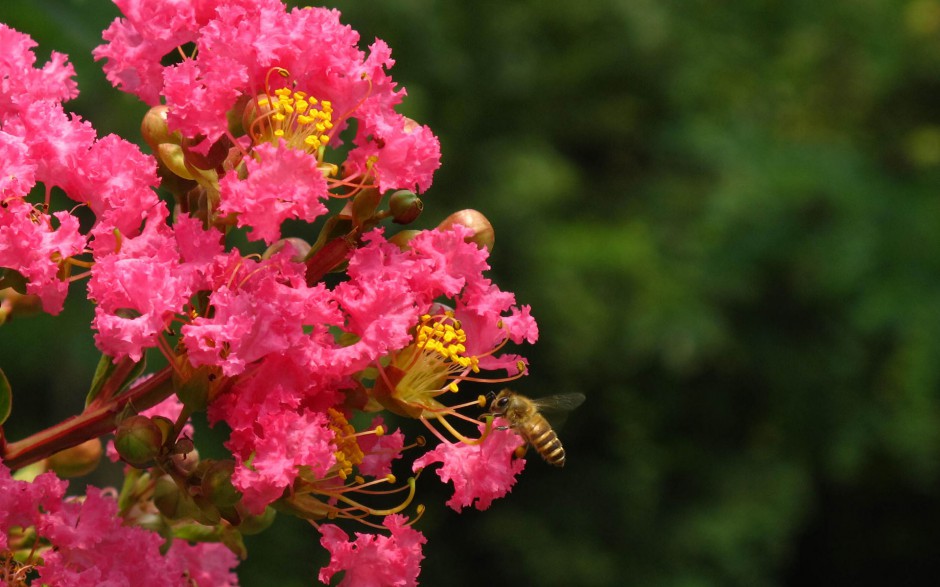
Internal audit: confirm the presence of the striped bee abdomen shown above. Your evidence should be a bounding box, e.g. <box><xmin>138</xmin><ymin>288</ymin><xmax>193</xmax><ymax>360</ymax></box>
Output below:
<box><xmin>524</xmin><ymin>415</ymin><xmax>566</xmax><ymax>467</ymax></box>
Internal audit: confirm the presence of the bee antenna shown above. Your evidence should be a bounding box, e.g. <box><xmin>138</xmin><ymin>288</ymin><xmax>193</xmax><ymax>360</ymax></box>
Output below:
<box><xmin>485</xmin><ymin>390</ymin><xmax>496</xmax><ymax>400</ymax></box>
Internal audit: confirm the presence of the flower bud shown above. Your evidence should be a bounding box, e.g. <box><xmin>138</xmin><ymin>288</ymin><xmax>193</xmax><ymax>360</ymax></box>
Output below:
<box><xmin>237</xmin><ymin>506</ymin><xmax>277</xmax><ymax>536</ymax></box>
<box><xmin>46</xmin><ymin>438</ymin><xmax>103</xmax><ymax>478</ymax></box>
<box><xmin>141</xmin><ymin>105</ymin><xmax>178</xmax><ymax>150</ymax></box>
<box><xmin>388</xmin><ymin>230</ymin><xmax>421</xmax><ymax>250</ymax></box>
<box><xmin>262</xmin><ymin>237</ymin><xmax>312</xmax><ymax>262</ymax></box>
<box><xmin>150</xmin><ymin>415</ymin><xmax>176</xmax><ymax>444</ymax></box>
<box><xmin>153</xmin><ymin>474</ymin><xmax>201</xmax><ymax>520</ymax></box>
<box><xmin>157</xmin><ymin>143</ymin><xmax>198</xmax><ymax>181</ymax></box>
<box><xmin>389</xmin><ymin>190</ymin><xmax>423</xmax><ymax>224</ymax></box>
<box><xmin>114</xmin><ymin>415</ymin><xmax>163</xmax><ymax>466</ymax></box>
<box><xmin>436</xmin><ymin>209</ymin><xmax>495</xmax><ymax>251</ymax></box>
<box><xmin>170</xmin><ymin>445</ymin><xmax>200</xmax><ymax>476</ymax></box>
<box><xmin>201</xmin><ymin>459</ymin><xmax>241</xmax><ymax>508</ymax></box>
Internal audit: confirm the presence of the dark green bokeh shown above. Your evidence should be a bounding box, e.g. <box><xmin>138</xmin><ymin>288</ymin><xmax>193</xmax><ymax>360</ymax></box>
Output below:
<box><xmin>3</xmin><ymin>0</ymin><xmax>940</xmax><ymax>585</ymax></box>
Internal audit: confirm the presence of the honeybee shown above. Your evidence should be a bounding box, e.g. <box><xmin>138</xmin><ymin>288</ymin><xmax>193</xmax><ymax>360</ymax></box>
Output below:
<box><xmin>487</xmin><ymin>389</ymin><xmax>586</xmax><ymax>467</ymax></box>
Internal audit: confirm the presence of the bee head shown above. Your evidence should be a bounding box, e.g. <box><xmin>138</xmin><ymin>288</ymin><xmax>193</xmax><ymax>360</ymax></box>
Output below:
<box><xmin>489</xmin><ymin>389</ymin><xmax>514</xmax><ymax>415</ymax></box>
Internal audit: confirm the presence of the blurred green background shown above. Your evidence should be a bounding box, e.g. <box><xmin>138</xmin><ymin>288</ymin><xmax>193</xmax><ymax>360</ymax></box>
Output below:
<box><xmin>4</xmin><ymin>0</ymin><xmax>940</xmax><ymax>585</ymax></box>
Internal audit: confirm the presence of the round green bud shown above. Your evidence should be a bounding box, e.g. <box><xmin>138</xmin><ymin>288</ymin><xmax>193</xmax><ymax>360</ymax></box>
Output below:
<box><xmin>389</xmin><ymin>190</ymin><xmax>423</xmax><ymax>225</ymax></box>
<box><xmin>114</xmin><ymin>415</ymin><xmax>163</xmax><ymax>466</ymax></box>
<box><xmin>201</xmin><ymin>459</ymin><xmax>242</xmax><ymax>508</ymax></box>
<box><xmin>237</xmin><ymin>506</ymin><xmax>277</xmax><ymax>536</ymax></box>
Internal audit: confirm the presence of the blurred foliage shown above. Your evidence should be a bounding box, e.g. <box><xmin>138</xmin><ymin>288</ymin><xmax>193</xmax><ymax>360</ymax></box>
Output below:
<box><xmin>3</xmin><ymin>0</ymin><xmax>940</xmax><ymax>585</ymax></box>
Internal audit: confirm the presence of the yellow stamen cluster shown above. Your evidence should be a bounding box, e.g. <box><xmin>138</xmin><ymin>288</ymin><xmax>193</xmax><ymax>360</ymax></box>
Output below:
<box><xmin>327</xmin><ymin>408</ymin><xmax>363</xmax><ymax>480</ymax></box>
<box><xmin>255</xmin><ymin>87</ymin><xmax>334</xmax><ymax>152</ymax></box>
<box><xmin>415</xmin><ymin>313</ymin><xmax>477</xmax><ymax>370</ymax></box>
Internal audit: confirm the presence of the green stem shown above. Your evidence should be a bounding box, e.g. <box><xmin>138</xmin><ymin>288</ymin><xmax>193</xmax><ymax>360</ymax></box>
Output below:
<box><xmin>2</xmin><ymin>366</ymin><xmax>175</xmax><ymax>470</ymax></box>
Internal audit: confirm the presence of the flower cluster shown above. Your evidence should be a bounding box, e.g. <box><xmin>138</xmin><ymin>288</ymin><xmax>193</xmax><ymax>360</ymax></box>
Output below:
<box><xmin>0</xmin><ymin>1</ymin><xmax>542</xmax><ymax>585</ymax></box>
<box><xmin>0</xmin><ymin>462</ymin><xmax>238</xmax><ymax>586</ymax></box>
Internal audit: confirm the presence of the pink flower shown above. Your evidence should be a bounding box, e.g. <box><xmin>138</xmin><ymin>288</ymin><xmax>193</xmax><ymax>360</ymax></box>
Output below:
<box><xmin>37</xmin><ymin>488</ymin><xmax>168</xmax><ymax>587</ymax></box>
<box><xmin>319</xmin><ymin>514</ymin><xmax>426</xmax><ymax>587</ymax></box>
<box><xmin>0</xmin><ymin>463</ymin><xmax>66</xmax><ymax>551</ymax></box>
<box><xmin>69</xmin><ymin>134</ymin><xmax>161</xmax><ymax>239</ymax></box>
<box><xmin>412</xmin><ymin>422</ymin><xmax>526</xmax><ymax>512</ymax></box>
<box><xmin>207</xmin><ymin>348</ymin><xmax>343</xmax><ymax>436</ymax></box>
<box><xmin>93</xmin><ymin>0</ymin><xmax>257</xmax><ymax>105</ymax></box>
<box><xmin>88</xmin><ymin>205</ymin><xmax>194</xmax><ymax>361</ymax></box>
<box><xmin>331</xmin><ymin>226</ymin><xmax>536</xmax><ymax>381</ymax></box>
<box><xmin>357</xmin><ymin>417</ymin><xmax>405</xmax><ymax>478</ymax></box>
<box><xmin>0</xmin><ymin>198</ymin><xmax>86</xmax><ymax>314</ymax></box>
<box><xmin>3</xmin><ymin>100</ymin><xmax>98</xmax><ymax>198</ymax></box>
<box><xmin>0</xmin><ymin>130</ymin><xmax>36</xmax><ymax>198</ymax></box>
<box><xmin>330</xmin><ymin>232</ymin><xmax>426</xmax><ymax>374</ymax></box>
<box><xmin>0</xmin><ymin>24</ymin><xmax>77</xmax><ymax>120</ymax></box>
<box><xmin>95</xmin><ymin>2</ymin><xmax>441</xmax><ymax>192</ymax></box>
<box><xmin>345</xmin><ymin>111</ymin><xmax>442</xmax><ymax>194</ymax></box>
<box><xmin>165</xmin><ymin>541</ymin><xmax>240</xmax><ymax>587</ymax></box>
<box><xmin>217</xmin><ymin>140</ymin><xmax>329</xmax><ymax>244</ymax></box>
<box><xmin>37</xmin><ymin>487</ymin><xmax>240</xmax><ymax>587</ymax></box>
<box><xmin>229</xmin><ymin>408</ymin><xmax>337</xmax><ymax>514</ymax></box>
<box><xmin>405</xmin><ymin>225</ymin><xmax>491</xmax><ymax>298</ymax></box>
<box><xmin>181</xmin><ymin>250</ymin><xmax>341</xmax><ymax>376</ymax></box>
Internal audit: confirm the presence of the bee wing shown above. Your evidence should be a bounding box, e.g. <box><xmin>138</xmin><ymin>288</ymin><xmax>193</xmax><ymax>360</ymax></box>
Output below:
<box><xmin>531</xmin><ymin>392</ymin><xmax>586</xmax><ymax>413</ymax></box>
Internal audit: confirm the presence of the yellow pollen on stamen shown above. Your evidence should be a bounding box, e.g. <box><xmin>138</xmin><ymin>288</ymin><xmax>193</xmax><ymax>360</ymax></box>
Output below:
<box><xmin>252</xmin><ymin>86</ymin><xmax>334</xmax><ymax>154</ymax></box>
<box><xmin>385</xmin><ymin>312</ymin><xmax>480</xmax><ymax>406</ymax></box>
<box><xmin>327</xmin><ymin>408</ymin><xmax>364</xmax><ymax>479</ymax></box>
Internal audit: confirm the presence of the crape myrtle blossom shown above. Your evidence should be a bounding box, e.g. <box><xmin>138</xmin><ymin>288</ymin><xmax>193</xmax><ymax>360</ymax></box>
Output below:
<box><xmin>0</xmin><ymin>24</ymin><xmax>160</xmax><ymax>315</ymax></box>
<box><xmin>0</xmin><ymin>462</ymin><xmax>238</xmax><ymax>585</ymax></box>
<box><xmin>0</xmin><ymin>2</ymin><xmax>554</xmax><ymax>585</ymax></box>
<box><xmin>191</xmin><ymin>226</ymin><xmax>536</xmax><ymax>518</ymax></box>
<box><xmin>413</xmin><ymin>421</ymin><xmax>527</xmax><ymax>512</ymax></box>
<box><xmin>95</xmin><ymin>0</ymin><xmax>441</xmax><ymax>205</ymax></box>
<box><xmin>319</xmin><ymin>514</ymin><xmax>426</xmax><ymax>587</ymax></box>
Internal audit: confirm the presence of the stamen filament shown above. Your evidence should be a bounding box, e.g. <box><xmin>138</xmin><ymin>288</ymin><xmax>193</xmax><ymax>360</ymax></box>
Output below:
<box><xmin>432</xmin><ymin>413</ymin><xmax>489</xmax><ymax>446</ymax></box>
<box><xmin>333</xmin><ymin>477</ymin><xmax>416</xmax><ymax>516</ymax></box>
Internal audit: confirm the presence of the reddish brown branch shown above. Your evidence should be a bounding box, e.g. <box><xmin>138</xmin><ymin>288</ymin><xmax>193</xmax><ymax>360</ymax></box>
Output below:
<box><xmin>2</xmin><ymin>366</ymin><xmax>175</xmax><ymax>470</ymax></box>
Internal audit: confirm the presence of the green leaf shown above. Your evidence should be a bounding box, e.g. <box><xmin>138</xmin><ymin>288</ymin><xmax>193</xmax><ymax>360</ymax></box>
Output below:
<box><xmin>86</xmin><ymin>354</ymin><xmax>118</xmax><ymax>408</ymax></box>
<box><xmin>85</xmin><ymin>354</ymin><xmax>147</xmax><ymax>408</ymax></box>
<box><xmin>0</xmin><ymin>368</ymin><xmax>10</xmax><ymax>427</ymax></box>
